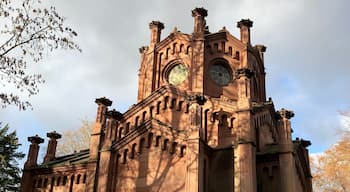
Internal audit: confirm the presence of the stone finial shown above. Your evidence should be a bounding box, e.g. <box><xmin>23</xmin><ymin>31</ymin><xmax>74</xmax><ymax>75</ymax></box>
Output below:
<box><xmin>255</xmin><ymin>44</ymin><xmax>266</xmax><ymax>53</ymax></box>
<box><xmin>95</xmin><ymin>97</ymin><xmax>112</xmax><ymax>123</ymax></box>
<box><xmin>149</xmin><ymin>21</ymin><xmax>164</xmax><ymax>45</ymax></box>
<box><xmin>139</xmin><ymin>46</ymin><xmax>149</xmax><ymax>54</ymax></box>
<box><xmin>149</xmin><ymin>21</ymin><xmax>165</xmax><ymax>30</ymax></box>
<box><xmin>191</xmin><ymin>7</ymin><xmax>208</xmax><ymax>17</ymax></box>
<box><xmin>25</xmin><ymin>135</ymin><xmax>44</xmax><ymax>168</ymax></box>
<box><xmin>28</xmin><ymin>135</ymin><xmax>44</xmax><ymax>144</ymax></box>
<box><xmin>237</xmin><ymin>19</ymin><xmax>253</xmax><ymax>28</ymax></box>
<box><xmin>95</xmin><ymin>97</ymin><xmax>112</xmax><ymax>106</ymax></box>
<box><xmin>237</xmin><ymin>19</ymin><xmax>253</xmax><ymax>45</ymax></box>
<box><xmin>255</xmin><ymin>44</ymin><xmax>267</xmax><ymax>62</ymax></box>
<box><xmin>278</xmin><ymin>108</ymin><xmax>295</xmax><ymax>119</ymax></box>
<box><xmin>186</xmin><ymin>94</ymin><xmax>206</xmax><ymax>105</ymax></box>
<box><xmin>235</xmin><ymin>68</ymin><xmax>254</xmax><ymax>79</ymax></box>
<box><xmin>106</xmin><ymin>109</ymin><xmax>123</xmax><ymax>121</ymax></box>
<box><xmin>192</xmin><ymin>7</ymin><xmax>208</xmax><ymax>34</ymax></box>
<box><xmin>44</xmin><ymin>131</ymin><xmax>62</xmax><ymax>163</ymax></box>
<box><xmin>47</xmin><ymin>131</ymin><xmax>62</xmax><ymax>140</ymax></box>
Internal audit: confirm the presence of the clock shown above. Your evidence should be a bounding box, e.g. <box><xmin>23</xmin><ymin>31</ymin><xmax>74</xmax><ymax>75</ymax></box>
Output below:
<box><xmin>209</xmin><ymin>64</ymin><xmax>231</xmax><ymax>85</ymax></box>
<box><xmin>168</xmin><ymin>64</ymin><xmax>188</xmax><ymax>86</ymax></box>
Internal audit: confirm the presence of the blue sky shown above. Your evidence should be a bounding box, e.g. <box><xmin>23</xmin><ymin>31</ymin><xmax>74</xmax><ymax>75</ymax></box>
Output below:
<box><xmin>1</xmin><ymin>0</ymin><xmax>349</xmax><ymax>162</ymax></box>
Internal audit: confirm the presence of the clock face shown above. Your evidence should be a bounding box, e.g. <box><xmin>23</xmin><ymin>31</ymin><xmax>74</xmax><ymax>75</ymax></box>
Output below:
<box><xmin>209</xmin><ymin>64</ymin><xmax>231</xmax><ymax>85</ymax></box>
<box><xmin>168</xmin><ymin>64</ymin><xmax>188</xmax><ymax>86</ymax></box>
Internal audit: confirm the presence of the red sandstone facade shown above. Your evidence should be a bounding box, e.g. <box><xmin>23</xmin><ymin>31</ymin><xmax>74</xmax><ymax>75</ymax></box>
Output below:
<box><xmin>21</xmin><ymin>8</ymin><xmax>312</xmax><ymax>192</ymax></box>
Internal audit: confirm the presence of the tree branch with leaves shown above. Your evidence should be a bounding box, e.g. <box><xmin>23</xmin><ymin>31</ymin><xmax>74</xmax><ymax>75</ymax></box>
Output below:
<box><xmin>0</xmin><ymin>0</ymin><xmax>80</xmax><ymax>110</ymax></box>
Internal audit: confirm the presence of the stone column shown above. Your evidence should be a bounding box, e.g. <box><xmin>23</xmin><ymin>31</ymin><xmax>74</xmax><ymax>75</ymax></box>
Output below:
<box><xmin>186</xmin><ymin>95</ymin><xmax>206</xmax><ymax>192</ymax></box>
<box><xmin>86</xmin><ymin>97</ymin><xmax>112</xmax><ymax>192</ymax></box>
<box><xmin>21</xmin><ymin>135</ymin><xmax>44</xmax><ymax>192</ymax></box>
<box><xmin>234</xmin><ymin>110</ymin><xmax>257</xmax><ymax>192</ymax></box>
<box><xmin>192</xmin><ymin>7</ymin><xmax>208</xmax><ymax>35</ymax></box>
<box><xmin>255</xmin><ymin>45</ymin><xmax>267</xmax><ymax>101</ymax></box>
<box><xmin>97</xmin><ymin>109</ymin><xmax>123</xmax><ymax>192</ymax></box>
<box><xmin>44</xmin><ymin>131</ymin><xmax>62</xmax><ymax>163</ymax></box>
<box><xmin>277</xmin><ymin>108</ymin><xmax>296</xmax><ymax>192</ymax></box>
<box><xmin>191</xmin><ymin>8</ymin><xmax>207</xmax><ymax>93</ymax></box>
<box><xmin>149</xmin><ymin>21</ymin><xmax>164</xmax><ymax>46</ymax></box>
<box><xmin>235</xmin><ymin>65</ymin><xmax>256</xmax><ymax>192</ymax></box>
<box><xmin>237</xmin><ymin>19</ymin><xmax>253</xmax><ymax>45</ymax></box>
<box><xmin>24</xmin><ymin>135</ymin><xmax>44</xmax><ymax>168</ymax></box>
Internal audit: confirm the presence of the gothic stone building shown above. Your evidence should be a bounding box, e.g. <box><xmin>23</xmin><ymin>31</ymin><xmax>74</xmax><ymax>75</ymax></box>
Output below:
<box><xmin>21</xmin><ymin>8</ymin><xmax>312</xmax><ymax>192</ymax></box>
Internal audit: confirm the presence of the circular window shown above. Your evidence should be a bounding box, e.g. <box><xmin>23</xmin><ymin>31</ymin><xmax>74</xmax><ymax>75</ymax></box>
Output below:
<box><xmin>168</xmin><ymin>64</ymin><xmax>188</xmax><ymax>86</ymax></box>
<box><xmin>209</xmin><ymin>64</ymin><xmax>231</xmax><ymax>85</ymax></box>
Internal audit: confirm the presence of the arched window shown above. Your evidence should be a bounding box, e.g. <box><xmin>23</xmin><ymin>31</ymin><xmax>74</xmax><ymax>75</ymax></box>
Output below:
<box><xmin>162</xmin><ymin>139</ymin><xmax>169</xmax><ymax>151</ymax></box>
<box><xmin>180</xmin><ymin>146</ymin><xmax>186</xmax><ymax>157</ymax></box>
<box><xmin>56</xmin><ymin>176</ymin><xmax>61</xmax><ymax>186</ymax></box>
<box><xmin>123</xmin><ymin>149</ymin><xmax>128</xmax><ymax>164</ymax></box>
<box><xmin>62</xmin><ymin>176</ymin><xmax>67</xmax><ymax>185</ymax></box>
<box><xmin>82</xmin><ymin>174</ymin><xmax>87</xmax><ymax>184</ymax></box>
<box><xmin>43</xmin><ymin>178</ymin><xmax>48</xmax><ymax>187</ymax></box>
<box><xmin>37</xmin><ymin>178</ymin><xmax>42</xmax><ymax>188</ymax></box>
<box><xmin>155</xmin><ymin>136</ymin><xmax>161</xmax><ymax>147</ymax></box>
<box><xmin>139</xmin><ymin>138</ymin><xmax>145</xmax><ymax>153</ymax></box>
<box><xmin>130</xmin><ymin>143</ymin><xmax>137</xmax><ymax>159</ymax></box>
<box><xmin>170</xmin><ymin>142</ymin><xmax>177</xmax><ymax>154</ymax></box>
<box><xmin>135</xmin><ymin>116</ymin><xmax>139</xmax><ymax>127</ymax></box>
<box><xmin>235</xmin><ymin>51</ymin><xmax>240</xmax><ymax>60</ymax></box>
<box><xmin>147</xmin><ymin>132</ymin><xmax>153</xmax><ymax>148</ymax></box>
<box><xmin>118</xmin><ymin>127</ymin><xmax>124</xmax><ymax>139</ymax></box>
<box><xmin>156</xmin><ymin>101</ymin><xmax>161</xmax><ymax>114</ymax></box>
<box><xmin>179</xmin><ymin>44</ymin><xmax>184</xmax><ymax>52</ymax></box>
<box><xmin>76</xmin><ymin>174</ymin><xmax>81</xmax><ymax>184</ymax></box>
<box><xmin>142</xmin><ymin>111</ymin><xmax>147</xmax><ymax>122</ymax></box>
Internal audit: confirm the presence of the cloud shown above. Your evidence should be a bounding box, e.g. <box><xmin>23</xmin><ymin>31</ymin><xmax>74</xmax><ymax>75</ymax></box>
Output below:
<box><xmin>1</xmin><ymin>0</ymin><xmax>349</xmax><ymax>157</ymax></box>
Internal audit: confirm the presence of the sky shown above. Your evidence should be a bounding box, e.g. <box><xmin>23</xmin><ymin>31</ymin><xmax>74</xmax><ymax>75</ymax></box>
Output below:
<box><xmin>1</xmin><ymin>0</ymin><xmax>350</xmax><ymax>161</ymax></box>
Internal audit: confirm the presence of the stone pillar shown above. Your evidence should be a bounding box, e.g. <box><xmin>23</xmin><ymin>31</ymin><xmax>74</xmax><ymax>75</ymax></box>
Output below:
<box><xmin>149</xmin><ymin>21</ymin><xmax>164</xmax><ymax>46</ymax></box>
<box><xmin>44</xmin><ymin>131</ymin><xmax>61</xmax><ymax>163</ymax></box>
<box><xmin>236</xmin><ymin>68</ymin><xmax>254</xmax><ymax>109</ymax></box>
<box><xmin>235</xmin><ymin>63</ymin><xmax>256</xmax><ymax>192</ymax></box>
<box><xmin>86</xmin><ymin>97</ymin><xmax>112</xmax><ymax>192</ymax></box>
<box><xmin>255</xmin><ymin>45</ymin><xmax>266</xmax><ymax>62</ymax></box>
<box><xmin>186</xmin><ymin>95</ymin><xmax>206</xmax><ymax>192</ymax></box>
<box><xmin>191</xmin><ymin>8</ymin><xmax>207</xmax><ymax>92</ymax></box>
<box><xmin>234</xmin><ymin>110</ymin><xmax>257</xmax><ymax>192</ymax></box>
<box><xmin>21</xmin><ymin>135</ymin><xmax>44</xmax><ymax>192</ymax></box>
<box><xmin>237</xmin><ymin>19</ymin><xmax>253</xmax><ymax>45</ymax></box>
<box><xmin>90</xmin><ymin>97</ymin><xmax>112</xmax><ymax>160</ymax></box>
<box><xmin>24</xmin><ymin>135</ymin><xmax>44</xmax><ymax>168</ymax></box>
<box><xmin>97</xmin><ymin>109</ymin><xmax>123</xmax><ymax>192</ymax></box>
<box><xmin>277</xmin><ymin>108</ymin><xmax>296</xmax><ymax>192</ymax></box>
<box><xmin>192</xmin><ymin>7</ymin><xmax>208</xmax><ymax>35</ymax></box>
<box><xmin>255</xmin><ymin>44</ymin><xmax>267</xmax><ymax>102</ymax></box>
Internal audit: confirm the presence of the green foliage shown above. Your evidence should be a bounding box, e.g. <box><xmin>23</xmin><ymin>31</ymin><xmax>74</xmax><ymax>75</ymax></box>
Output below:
<box><xmin>0</xmin><ymin>0</ymin><xmax>81</xmax><ymax>110</ymax></box>
<box><xmin>0</xmin><ymin>123</ymin><xmax>25</xmax><ymax>191</ymax></box>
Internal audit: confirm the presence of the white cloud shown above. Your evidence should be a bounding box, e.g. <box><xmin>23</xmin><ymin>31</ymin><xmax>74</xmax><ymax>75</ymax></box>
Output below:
<box><xmin>1</xmin><ymin>0</ymin><xmax>350</xmax><ymax>157</ymax></box>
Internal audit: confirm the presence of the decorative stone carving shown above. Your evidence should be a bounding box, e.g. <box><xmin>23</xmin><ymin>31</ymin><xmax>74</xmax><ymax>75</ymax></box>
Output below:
<box><xmin>106</xmin><ymin>109</ymin><xmax>123</xmax><ymax>121</ymax></box>
<box><xmin>277</xmin><ymin>108</ymin><xmax>294</xmax><ymax>119</ymax></box>
<box><xmin>185</xmin><ymin>94</ymin><xmax>206</xmax><ymax>105</ymax></box>
<box><xmin>235</xmin><ymin>68</ymin><xmax>254</xmax><ymax>79</ymax></box>
<box><xmin>237</xmin><ymin>19</ymin><xmax>253</xmax><ymax>28</ymax></box>
<box><xmin>95</xmin><ymin>97</ymin><xmax>112</xmax><ymax>106</ymax></box>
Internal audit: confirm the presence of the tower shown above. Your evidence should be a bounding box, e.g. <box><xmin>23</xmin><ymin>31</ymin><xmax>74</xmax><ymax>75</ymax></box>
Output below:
<box><xmin>21</xmin><ymin>7</ymin><xmax>312</xmax><ymax>192</ymax></box>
